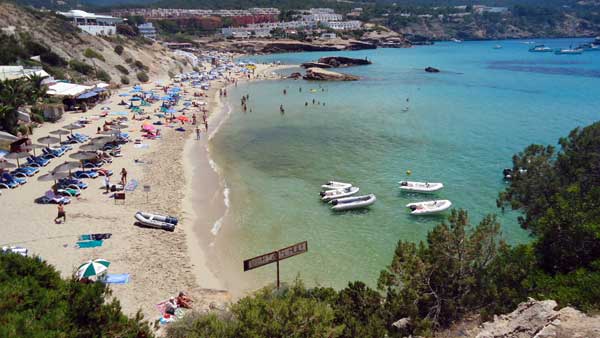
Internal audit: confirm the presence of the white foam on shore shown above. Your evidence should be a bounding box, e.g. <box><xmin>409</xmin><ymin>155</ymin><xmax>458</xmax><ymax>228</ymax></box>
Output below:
<box><xmin>208</xmin><ymin>101</ymin><xmax>232</xmax><ymax>141</ymax></box>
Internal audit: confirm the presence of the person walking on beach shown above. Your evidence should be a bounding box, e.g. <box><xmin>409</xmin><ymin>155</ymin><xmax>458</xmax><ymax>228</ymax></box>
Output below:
<box><xmin>104</xmin><ymin>175</ymin><xmax>111</xmax><ymax>194</ymax></box>
<box><xmin>204</xmin><ymin>120</ymin><xmax>209</xmax><ymax>132</ymax></box>
<box><xmin>120</xmin><ymin>168</ymin><xmax>128</xmax><ymax>186</ymax></box>
<box><xmin>192</xmin><ymin>113</ymin><xmax>197</xmax><ymax>125</ymax></box>
<box><xmin>196</xmin><ymin>126</ymin><xmax>201</xmax><ymax>140</ymax></box>
<box><xmin>55</xmin><ymin>203</ymin><xmax>66</xmax><ymax>224</ymax></box>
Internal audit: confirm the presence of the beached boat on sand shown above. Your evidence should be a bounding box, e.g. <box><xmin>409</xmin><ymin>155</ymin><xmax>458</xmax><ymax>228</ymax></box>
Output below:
<box><xmin>320</xmin><ymin>186</ymin><xmax>359</xmax><ymax>202</ymax></box>
<box><xmin>331</xmin><ymin>194</ymin><xmax>376</xmax><ymax>211</ymax></box>
<box><xmin>399</xmin><ymin>181</ymin><xmax>443</xmax><ymax>193</ymax></box>
<box><xmin>406</xmin><ymin>200</ymin><xmax>452</xmax><ymax>215</ymax></box>
<box><xmin>135</xmin><ymin>211</ymin><xmax>178</xmax><ymax>231</ymax></box>
<box><xmin>321</xmin><ymin>181</ymin><xmax>352</xmax><ymax>191</ymax></box>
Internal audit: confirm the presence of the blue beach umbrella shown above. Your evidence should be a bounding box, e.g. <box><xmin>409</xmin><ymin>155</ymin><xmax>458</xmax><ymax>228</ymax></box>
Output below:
<box><xmin>110</xmin><ymin>111</ymin><xmax>129</xmax><ymax>116</ymax></box>
<box><xmin>118</xmin><ymin>93</ymin><xmax>130</xmax><ymax>97</ymax></box>
<box><xmin>161</xmin><ymin>96</ymin><xmax>172</xmax><ymax>101</ymax></box>
<box><xmin>129</xmin><ymin>97</ymin><xmax>141</xmax><ymax>101</ymax></box>
<box><xmin>166</xmin><ymin>108</ymin><xmax>176</xmax><ymax>114</ymax></box>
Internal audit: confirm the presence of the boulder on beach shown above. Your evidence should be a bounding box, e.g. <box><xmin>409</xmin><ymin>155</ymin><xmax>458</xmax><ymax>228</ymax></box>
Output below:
<box><xmin>425</xmin><ymin>66</ymin><xmax>440</xmax><ymax>73</ymax></box>
<box><xmin>303</xmin><ymin>67</ymin><xmax>359</xmax><ymax>81</ymax></box>
<box><xmin>318</xmin><ymin>56</ymin><xmax>372</xmax><ymax>68</ymax></box>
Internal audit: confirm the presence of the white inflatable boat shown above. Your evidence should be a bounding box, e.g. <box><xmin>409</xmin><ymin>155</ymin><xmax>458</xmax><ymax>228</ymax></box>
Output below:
<box><xmin>406</xmin><ymin>200</ymin><xmax>452</xmax><ymax>215</ymax></box>
<box><xmin>135</xmin><ymin>211</ymin><xmax>178</xmax><ymax>231</ymax></box>
<box><xmin>321</xmin><ymin>181</ymin><xmax>352</xmax><ymax>191</ymax></box>
<box><xmin>330</xmin><ymin>194</ymin><xmax>376</xmax><ymax>211</ymax></box>
<box><xmin>320</xmin><ymin>186</ymin><xmax>359</xmax><ymax>202</ymax></box>
<box><xmin>399</xmin><ymin>181</ymin><xmax>444</xmax><ymax>193</ymax></box>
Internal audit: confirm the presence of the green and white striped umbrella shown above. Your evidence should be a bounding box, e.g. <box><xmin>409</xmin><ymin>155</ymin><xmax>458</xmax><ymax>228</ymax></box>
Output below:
<box><xmin>76</xmin><ymin>259</ymin><xmax>110</xmax><ymax>279</ymax></box>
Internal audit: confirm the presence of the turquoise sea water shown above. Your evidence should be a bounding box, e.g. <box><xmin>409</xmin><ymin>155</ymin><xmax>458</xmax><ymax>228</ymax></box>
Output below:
<box><xmin>208</xmin><ymin>38</ymin><xmax>600</xmax><ymax>291</ymax></box>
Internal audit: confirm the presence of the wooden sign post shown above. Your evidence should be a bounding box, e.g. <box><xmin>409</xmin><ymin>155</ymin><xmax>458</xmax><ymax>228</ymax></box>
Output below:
<box><xmin>243</xmin><ymin>241</ymin><xmax>308</xmax><ymax>289</ymax></box>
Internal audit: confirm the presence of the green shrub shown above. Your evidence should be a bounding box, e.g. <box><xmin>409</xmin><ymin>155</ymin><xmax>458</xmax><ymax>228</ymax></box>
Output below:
<box><xmin>83</xmin><ymin>48</ymin><xmax>105</xmax><ymax>62</ymax></box>
<box><xmin>136</xmin><ymin>71</ymin><xmax>149</xmax><ymax>83</ymax></box>
<box><xmin>0</xmin><ymin>253</ymin><xmax>153</xmax><ymax>337</ymax></box>
<box><xmin>40</xmin><ymin>50</ymin><xmax>67</xmax><ymax>67</ymax></box>
<box><xmin>114</xmin><ymin>44</ymin><xmax>124</xmax><ymax>55</ymax></box>
<box><xmin>167</xmin><ymin>70</ymin><xmax>175</xmax><ymax>78</ymax></box>
<box><xmin>125</xmin><ymin>57</ymin><xmax>133</xmax><ymax>64</ymax></box>
<box><xmin>121</xmin><ymin>75</ymin><xmax>130</xmax><ymax>85</ymax></box>
<box><xmin>69</xmin><ymin>59</ymin><xmax>94</xmax><ymax>75</ymax></box>
<box><xmin>115</xmin><ymin>64</ymin><xmax>129</xmax><ymax>75</ymax></box>
<box><xmin>96</xmin><ymin>70</ymin><xmax>111</xmax><ymax>82</ymax></box>
<box><xmin>133</xmin><ymin>60</ymin><xmax>149</xmax><ymax>71</ymax></box>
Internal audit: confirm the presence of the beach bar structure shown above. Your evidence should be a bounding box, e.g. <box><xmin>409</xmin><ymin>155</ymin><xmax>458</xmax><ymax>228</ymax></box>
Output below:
<box><xmin>56</xmin><ymin>10</ymin><xmax>123</xmax><ymax>36</ymax></box>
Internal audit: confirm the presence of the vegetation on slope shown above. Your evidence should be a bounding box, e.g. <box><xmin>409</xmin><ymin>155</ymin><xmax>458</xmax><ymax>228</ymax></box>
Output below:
<box><xmin>0</xmin><ymin>252</ymin><xmax>153</xmax><ymax>337</ymax></box>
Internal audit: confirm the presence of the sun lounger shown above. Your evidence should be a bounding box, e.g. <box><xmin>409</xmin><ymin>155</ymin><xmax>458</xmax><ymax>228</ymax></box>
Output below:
<box><xmin>76</xmin><ymin>240</ymin><xmax>103</xmax><ymax>248</ymax></box>
<box><xmin>57</xmin><ymin>187</ymin><xmax>80</xmax><ymax>197</ymax></box>
<box><xmin>1</xmin><ymin>172</ymin><xmax>26</xmax><ymax>186</ymax></box>
<box><xmin>11</xmin><ymin>166</ymin><xmax>39</xmax><ymax>177</ymax></box>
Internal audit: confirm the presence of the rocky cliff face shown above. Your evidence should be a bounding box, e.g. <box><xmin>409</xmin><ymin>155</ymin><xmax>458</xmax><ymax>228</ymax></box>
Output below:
<box><xmin>474</xmin><ymin>299</ymin><xmax>600</xmax><ymax>338</ymax></box>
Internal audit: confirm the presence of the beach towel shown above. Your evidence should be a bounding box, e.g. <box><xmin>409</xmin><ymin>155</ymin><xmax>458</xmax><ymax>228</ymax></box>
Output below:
<box><xmin>125</xmin><ymin>179</ymin><xmax>139</xmax><ymax>192</ymax></box>
<box><xmin>76</xmin><ymin>240</ymin><xmax>103</xmax><ymax>248</ymax></box>
<box><xmin>79</xmin><ymin>233</ymin><xmax>112</xmax><ymax>241</ymax></box>
<box><xmin>133</xmin><ymin>144</ymin><xmax>149</xmax><ymax>149</ymax></box>
<box><xmin>102</xmin><ymin>273</ymin><xmax>130</xmax><ymax>284</ymax></box>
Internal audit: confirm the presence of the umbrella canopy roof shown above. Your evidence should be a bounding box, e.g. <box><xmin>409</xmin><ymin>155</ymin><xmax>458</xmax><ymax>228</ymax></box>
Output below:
<box><xmin>112</xmin><ymin>124</ymin><xmax>128</xmax><ymax>130</ymax></box>
<box><xmin>79</xmin><ymin>143</ymin><xmax>104</xmax><ymax>151</ymax></box>
<box><xmin>129</xmin><ymin>97</ymin><xmax>141</xmax><ymax>101</ymax></box>
<box><xmin>176</xmin><ymin>115</ymin><xmax>190</xmax><ymax>122</ymax></box>
<box><xmin>69</xmin><ymin>151</ymin><xmax>97</xmax><ymax>160</ymax></box>
<box><xmin>49</xmin><ymin>130</ymin><xmax>71</xmax><ymax>136</ymax></box>
<box><xmin>4</xmin><ymin>152</ymin><xmax>30</xmax><ymax>159</ymax></box>
<box><xmin>0</xmin><ymin>131</ymin><xmax>18</xmax><ymax>142</ymax></box>
<box><xmin>38</xmin><ymin>171</ymin><xmax>70</xmax><ymax>182</ymax></box>
<box><xmin>63</xmin><ymin>124</ymin><xmax>84</xmax><ymax>131</ymax></box>
<box><xmin>53</xmin><ymin>161</ymin><xmax>82</xmax><ymax>173</ymax></box>
<box><xmin>0</xmin><ymin>161</ymin><xmax>17</xmax><ymax>169</ymax></box>
<box><xmin>118</xmin><ymin>93</ymin><xmax>130</xmax><ymax>97</ymax></box>
<box><xmin>76</xmin><ymin>259</ymin><xmax>110</xmax><ymax>279</ymax></box>
<box><xmin>91</xmin><ymin>136</ymin><xmax>115</xmax><ymax>144</ymax></box>
<box><xmin>22</xmin><ymin>144</ymin><xmax>45</xmax><ymax>150</ymax></box>
<box><xmin>37</xmin><ymin>136</ymin><xmax>61</xmax><ymax>144</ymax></box>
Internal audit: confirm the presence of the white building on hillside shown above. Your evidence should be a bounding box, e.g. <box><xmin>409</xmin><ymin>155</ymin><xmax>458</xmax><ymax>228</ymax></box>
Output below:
<box><xmin>302</xmin><ymin>13</ymin><xmax>343</xmax><ymax>22</ymax></box>
<box><xmin>324</xmin><ymin>20</ymin><xmax>362</xmax><ymax>31</ymax></box>
<box><xmin>57</xmin><ymin>10</ymin><xmax>123</xmax><ymax>36</ymax></box>
<box><xmin>138</xmin><ymin>22</ymin><xmax>157</xmax><ymax>40</ymax></box>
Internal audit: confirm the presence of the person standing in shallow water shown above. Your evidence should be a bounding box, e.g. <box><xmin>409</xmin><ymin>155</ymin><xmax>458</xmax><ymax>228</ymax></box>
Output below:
<box><xmin>283</xmin><ymin>89</ymin><xmax>287</xmax><ymax>95</ymax></box>
<box><xmin>280</xmin><ymin>105</ymin><xmax>285</xmax><ymax>114</ymax></box>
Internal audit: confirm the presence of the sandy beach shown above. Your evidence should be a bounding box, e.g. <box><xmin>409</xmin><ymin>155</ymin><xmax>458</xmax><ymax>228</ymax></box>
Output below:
<box><xmin>0</xmin><ymin>60</ymin><xmax>290</xmax><ymax>325</ymax></box>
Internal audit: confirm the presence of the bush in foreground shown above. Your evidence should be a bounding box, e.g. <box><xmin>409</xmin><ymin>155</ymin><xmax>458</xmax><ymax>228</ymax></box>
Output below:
<box><xmin>136</xmin><ymin>71</ymin><xmax>149</xmax><ymax>83</ymax></box>
<box><xmin>0</xmin><ymin>253</ymin><xmax>153</xmax><ymax>337</ymax></box>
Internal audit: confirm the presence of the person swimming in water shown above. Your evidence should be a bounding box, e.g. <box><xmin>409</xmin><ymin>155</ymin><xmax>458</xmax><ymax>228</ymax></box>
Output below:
<box><xmin>280</xmin><ymin>104</ymin><xmax>285</xmax><ymax>114</ymax></box>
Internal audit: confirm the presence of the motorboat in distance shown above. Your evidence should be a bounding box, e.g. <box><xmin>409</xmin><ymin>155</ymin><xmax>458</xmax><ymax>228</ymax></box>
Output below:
<box><xmin>331</xmin><ymin>194</ymin><xmax>376</xmax><ymax>211</ymax></box>
<box><xmin>321</xmin><ymin>181</ymin><xmax>352</xmax><ymax>191</ymax></box>
<box><xmin>406</xmin><ymin>200</ymin><xmax>452</xmax><ymax>215</ymax></box>
<box><xmin>399</xmin><ymin>181</ymin><xmax>444</xmax><ymax>193</ymax></box>
<box><xmin>320</xmin><ymin>186</ymin><xmax>359</xmax><ymax>202</ymax></box>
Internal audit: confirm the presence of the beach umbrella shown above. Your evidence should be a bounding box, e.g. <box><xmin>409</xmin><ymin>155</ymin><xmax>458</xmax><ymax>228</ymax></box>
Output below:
<box><xmin>63</xmin><ymin>123</ymin><xmax>84</xmax><ymax>135</ymax></box>
<box><xmin>0</xmin><ymin>161</ymin><xmax>16</xmax><ymax>169</ymax></box>
<box><xmin>176</xmin><ymin>116</ymin><xmax>189</xmax><ymax>122</ymax></box>
<box><xmin>4</xmin><ymin>152</ymin><xmax>30</xmax><ymax>167</ymax></box>
<box><xmin>76</xmin><ymin>259</ymin><xmax>110</xmax><ymax>279</ymax></box>
<box><xmin>49</xmin><ymin>129</ymin><xmax>70</xmax><ymax>143</ymax></box>
<box><xmin>100</xmin><ymin>107</ymin><xmax>111</xmax><ymax>111</ymax></box>
<box><xmin>52</xmin><ymin>161</ymin><xmax>81</xmax><ymax>173</ymax></box>
<box><xmin>129</xmin><ymin>97</ymin><xmax>141</xmax><ymax>101</ymax></box>
<box><xmin>22</xmin><ymin>144</ymin><xmax>44</xmax><ymax>156</ymax></box>
<box><xmin>110</xmin><ymin>111</ymin><xmax>128</xmax><ymax>116</ymax></box>
<box><xmin>69</xmin><ymin>151</ymin><xmax>97</xmax><ymax>161</ymax></box>
<box><xmin>119</xmin><ymin>93</ymin><xmax>130</xmax><ymax>97</ymax></box>
<box><xmin>79</xmin><ymin>143</ymin><xmax>104</xmax><ymax>152</ymax></box>
<box><xmin>38</xmin><ymin>171</ymin><xmax>70</xmax><ymax>184</ymax></box>
<box><xmin>166</xmin><ymin>109</ymin><xmax>176</xmax><ymax>114</ymax></box>
<box><xmin>90</xmin><ymin>136</ymin><xmax>115</xmax><ymax>144</ymax></box>
<box><xmin>37</xmin><ymin>136</ymin><xmax>60</xmax><ymax>147</ymax></box>
<box><xmin>0</xmin><ymin>131</ymin><xmax>18</xmax><ymax>142</ymax></box>
<box><xmin>161</xmin><ymin>96</ymin><xmax>172</xmax><ymax>101</ymax></box>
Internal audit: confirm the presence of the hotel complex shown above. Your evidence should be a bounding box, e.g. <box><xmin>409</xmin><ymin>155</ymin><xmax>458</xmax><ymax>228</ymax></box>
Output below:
<box><xmin>56</xmin><ymin>10</ymin><xmax>123</xmax><ymax>36</ymax></box>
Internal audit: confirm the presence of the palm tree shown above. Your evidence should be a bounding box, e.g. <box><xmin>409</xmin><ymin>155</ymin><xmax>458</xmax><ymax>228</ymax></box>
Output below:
<box><xmin>26</xmin><ymin>73</ymin><xmax>48</xmax><ymax>104</ymax></box>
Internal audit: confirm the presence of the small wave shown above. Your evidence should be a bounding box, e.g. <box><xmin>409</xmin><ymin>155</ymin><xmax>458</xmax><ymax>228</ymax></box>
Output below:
<box><xmin>208</xmin><ymin>102</ymin><xmax>232</xmax><ymax>141</ymax></box>
<box><xmin>223</xmin><ymin>186</ymin><xmax>230</xmax><ymax>208</ymax></box>
<box><xmin>211</xmin><ymin>217</ymin><xmax>223</xmax><ymax>236</ymax></box>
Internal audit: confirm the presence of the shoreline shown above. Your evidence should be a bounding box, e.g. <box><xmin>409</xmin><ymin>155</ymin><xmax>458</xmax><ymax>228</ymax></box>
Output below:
<box><xmin>182</xmin><ymin>64</ymin><xmax>295</xmax><ymax>298</ymax></box>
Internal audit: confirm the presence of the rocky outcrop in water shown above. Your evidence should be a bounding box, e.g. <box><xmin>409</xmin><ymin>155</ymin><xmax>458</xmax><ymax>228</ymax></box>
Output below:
<box><xmin>303</xmin><ymin>68</ymin><xmax>359</xmax><ymax>81</ymax></box>
<box><xmin>300</xmin><ymin>62</ymin><xmax>332</xmax><ymax>69</ymax></box>
<box><xmin>317</xmin><ymin>56</ymin><xmax>372</xmax><ymax>68</ymax></box>
<box><xmin>425</xmin><ymin>67</ymin><xmax>440</xmax><ymax>73</ymax></box>
<box><xmin>475</xmin><ymin>298</ymin><xmax>600</xmax><ymax>338</ymax></box>
<box><xmin>288</xmin><ymin>72</ymin><xmax>302</xmax><ymax>79</ymax></box>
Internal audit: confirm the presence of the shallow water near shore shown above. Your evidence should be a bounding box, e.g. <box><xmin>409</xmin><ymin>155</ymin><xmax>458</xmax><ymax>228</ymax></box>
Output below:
<box><xmin>207</xmin><ymin>38</ymin><xmax>600</xmax><ymax>292</ymax></box>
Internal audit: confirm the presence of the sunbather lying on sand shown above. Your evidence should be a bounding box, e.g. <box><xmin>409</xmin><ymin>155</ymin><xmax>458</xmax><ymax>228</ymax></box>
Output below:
<box><xmin>177</xmin><ymin>291</ymin><xmax>192</xmax><ymax>309</ymax></box>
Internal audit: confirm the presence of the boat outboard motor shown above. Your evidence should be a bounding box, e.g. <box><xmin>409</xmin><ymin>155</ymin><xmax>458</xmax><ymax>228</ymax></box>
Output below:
<box><xmin>319</xmin><ymin>191</ymin><xmax>326</xmax><ymax>197</ymax></box>
<box><xmin>166</xmin><ymin>216</ymin><xmax>178</xmax><ymax>225</ymax></box>
<box><xmin>409</xmin><ymin>205</ymin><xmax>417</xmax><ymax>211</ymax></box>
<box><xmin>400</xmin><ymin>181</ymin><xmax>408</xmax><ymax>186</ymax></box>
<box><xmin>331</xmin><ymin>200</ymin><xmax>339</xmax><ymax>206</ymax></box>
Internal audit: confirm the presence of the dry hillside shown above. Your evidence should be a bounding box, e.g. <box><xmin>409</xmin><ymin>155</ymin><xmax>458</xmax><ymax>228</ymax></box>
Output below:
<box><xmin>0</xmin><ymin>2</ymin><xmax>193</xmax><ymax>84</ymax></box>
